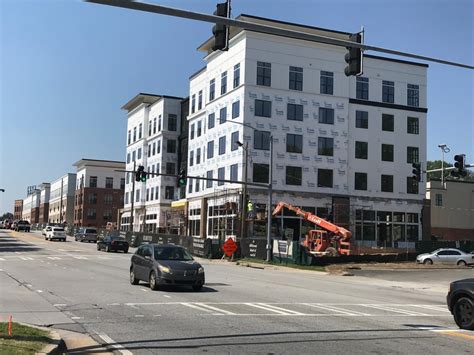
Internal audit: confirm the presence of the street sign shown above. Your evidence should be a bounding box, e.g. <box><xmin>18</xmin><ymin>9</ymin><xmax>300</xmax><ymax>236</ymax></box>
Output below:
<box><xmin>222</xmin><ymin>238</ymin><xmax>238</xmax><ymax>257</ymax></box>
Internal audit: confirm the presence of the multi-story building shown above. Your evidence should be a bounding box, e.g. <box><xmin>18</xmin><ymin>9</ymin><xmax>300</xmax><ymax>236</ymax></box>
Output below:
<box><xmin>121</xmin><ymin>94</ymin><xmax>184</xmax><ymax>232</ymax></box>
<box><xmin>13</xmin><ymin>199</ymin><xmax>23</xmax><ymax>220</ymax></box>
<box><xmin>38</xmin><ymin>183</ymin><xmax>50</xmax><ymax>224</ymax></box>
<box><xmin>48</xmin><ymin>173</ymin><xmax>77</xmax><ymax>225</ymax></box>
<box><xmin>22</xmin><ymin>189</ymin><xmax>41</xmax><ymax>223</ymax></box>
<box><xmin>73</xmin><ymin>159</ymin><xmax>125</xmax><ymax>228</ymax></box>
<box><xmin>186</xmin><ymin>14</ymin><xmax>428</xmax><ymax>248</ymax></box>
<box><xmin>426</xmin><ymin>180</ymin><xmax>474</xmax><ymax>240</ymax></box>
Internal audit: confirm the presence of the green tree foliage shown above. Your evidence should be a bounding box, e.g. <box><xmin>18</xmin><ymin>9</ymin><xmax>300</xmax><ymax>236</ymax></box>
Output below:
<box><xmin>426</xmin><ymin>160</ymin><xmax>474</xmax><ymax>181</ymax></box>
<box><xmin>1</xmin><ymin>212</ymin><xmax>13</xmax><ymax>220</ymax></box>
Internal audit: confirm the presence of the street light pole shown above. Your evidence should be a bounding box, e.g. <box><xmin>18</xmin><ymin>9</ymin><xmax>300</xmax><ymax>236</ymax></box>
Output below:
<box><xmin>266</xmin><ymin>135</ymin><xmax>273</xmax><ymax>262</ymax></box>
<box><xmin>438</xmin><ymin>144</ymin><xmax>450</xmax><ymax>187</ymax></box>
<box><xmin>239</xmin><ymin>142</ymin><xmax>249</xmax><ymax>240</ymax></box>
<box><xmin>129</xmin><ymin>161</ymin><xmax>136</xmax><ymax>232</ymax></box>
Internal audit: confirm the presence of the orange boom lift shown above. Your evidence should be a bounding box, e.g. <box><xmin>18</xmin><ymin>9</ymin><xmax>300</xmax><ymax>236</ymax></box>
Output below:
<box><xmin>272</xmin><ymin>202</ymin><xmax>352</xmax><ymax>256</ymax></box>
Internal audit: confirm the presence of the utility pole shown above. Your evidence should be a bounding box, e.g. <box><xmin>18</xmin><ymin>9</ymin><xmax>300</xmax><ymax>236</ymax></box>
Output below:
<box><xmin>129</xmin><ymin>161</ymin><xmax>136</xmax><ymax>232</ymax></box>
<box><xmin>266</xmin><ymin>135</ymin><xmax>273</xmax><ymax>262</ymax></box>
<box><xmin>239</xmin><ymin>142</ymin><xmax>248</xmax><ymax>240</ymax></box>
<box><xmin>437</xmin><ymin>144</ymin><xmax>450</xmax><ymax>187</ymax></box>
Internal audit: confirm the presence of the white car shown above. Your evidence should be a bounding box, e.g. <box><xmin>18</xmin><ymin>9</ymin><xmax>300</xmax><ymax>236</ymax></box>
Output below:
<box><xmin>45</xmin><ymin>227</ymin><xmax>66</xmax><ymax>242</ymax></box>
<box><xmin>416</xmin><ymin>248</ymin><xmax>474</xmax><ymax>266</ymax></box>
<box><xmin>42</xmin><ymin>226</ymin><xmax>53</xmax><ymax>236</ymax></box>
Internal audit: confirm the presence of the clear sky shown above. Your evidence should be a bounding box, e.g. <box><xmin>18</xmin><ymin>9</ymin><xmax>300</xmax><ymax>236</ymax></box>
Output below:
<box><xmin>0</xmin><ymin>0</ymin><xmax>472</xmax><ymax>214</ymax></box>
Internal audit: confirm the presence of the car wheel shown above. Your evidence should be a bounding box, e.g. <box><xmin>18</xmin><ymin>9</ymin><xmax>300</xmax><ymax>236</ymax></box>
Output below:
<box><xmin>124</xmin><ymin>249</ymin><xmax>129</xmax><ymax>254</ymax></box>
<box><xmin>106</xmin><ymin>245</ymin><xmax>110</xmax><ymax>252</ymax></box>
<box><xmin>130</xmin><ymin>268</ymin><xmax>139</xmax><ymax>285</ymax></box>
<box><xmin>192</xmin><ymin>285</ymin><xmax>203</xmax><ymax>291</ymax></box>
<box><xmin>457</xmin><ymin>260</ymin><xmax>467</xmax><ymax>267</ymax></box>
<box><xmin>149</xmin><ymin>271</ymin><xmax>159</xmax><ymax>291</ymax></box>
<box><xmin>453</xmin><ymin>297</ymin><xmax>474</xmax><ymax>330</ymax></box>
<box><xmin>423</xmin><ymin>259</ymin><xmax>433</xmax><ymax>265</ymax></box>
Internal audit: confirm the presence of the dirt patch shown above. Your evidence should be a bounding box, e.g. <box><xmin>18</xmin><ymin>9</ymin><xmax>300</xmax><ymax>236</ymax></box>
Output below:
<box><xmin>326</xmin><ymin>262</ymin><xmax>472</xmax><ymax>275</ymax></box>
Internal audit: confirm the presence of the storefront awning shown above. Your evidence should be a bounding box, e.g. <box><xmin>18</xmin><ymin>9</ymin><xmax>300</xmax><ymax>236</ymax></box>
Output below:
<box><xmin>171</xmin><ymin>200</ymin><xmax>187</xmax><ymax>208</ymax></box>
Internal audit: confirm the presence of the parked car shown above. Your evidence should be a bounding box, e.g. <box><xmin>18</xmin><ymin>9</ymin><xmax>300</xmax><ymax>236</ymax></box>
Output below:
<box><xmin>45</xmin><ymin>227</ymin><xmax>66</xmax><ymax>242</ymax></box>
<box><xmin>97</xmin><ymin>235</ymin><xmax>129</xmax><ymax>253</ymax></box>
<box><xmin>42</xmin><ymin>225</ymin><xmax>54</xmax><ymax>236</ymax></box>
<box><xmin>15</xmin><ymin>220</ymin><xmax>30</xmax><ymax>232</ymax></box>
<box><xmin>0</xmin><ymin>221</ymin><xmax>5</xmax><ymax>229</ymax></box>
<box><xmin>74</xmin><ymin>227</ymin><xmax>98</xmax><ymax>243</ymax></box>
<box><xmin>447</xmin><ymin>278</ymin><xmax>474</xmax><ymax>330</ymax></box>
<box><xmin>10</xmin><ymin>221</ymin><xmax>18</xmax><ymax>230</ymax></box>
<box><xmin>416</xmin><ymin>248</ymin><xmax>474</xmax><ymax>266</ymax></box>
<box><xmin>130</xmin><ymin>244</ymin><xmax>205</xmax><ymax>291</ymax></box>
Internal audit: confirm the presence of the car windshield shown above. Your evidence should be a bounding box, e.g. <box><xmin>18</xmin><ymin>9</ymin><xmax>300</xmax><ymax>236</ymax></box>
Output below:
<box><xmin>53</xmin><ymin>228</ymin><xmax>64</xmax><ymax>231</ymax></box>
<box><xmin>154</xmin><ymin>247</ymin><xmax>194</xmax><ymax>261</ymax></box>
<box><xmin>86</xmin><ymin>229</ymin><xmax>97</xmax><ymax>233</ymax></box>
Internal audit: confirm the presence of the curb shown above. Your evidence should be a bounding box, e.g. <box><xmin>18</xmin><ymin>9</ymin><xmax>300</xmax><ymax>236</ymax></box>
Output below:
<box><xmin>13</xmin><ymin>323</ymin><xmax>65</xmax><ymax>355</ymax></box>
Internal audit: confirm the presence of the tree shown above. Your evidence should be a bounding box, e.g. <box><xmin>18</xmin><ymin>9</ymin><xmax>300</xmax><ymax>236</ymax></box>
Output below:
<box><xmin>1</xmin><ymin>212</ymin><xmax>13</xmax><ymax>220</ymax></box>
<box><xmin>426</xmin><ymin>160</ymin><xmax>474</xmax><ymax>182</ymax></box>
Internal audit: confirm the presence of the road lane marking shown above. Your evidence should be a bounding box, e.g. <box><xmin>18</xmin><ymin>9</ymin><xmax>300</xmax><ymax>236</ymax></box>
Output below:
<box><xmin>36</xmin><ymin>290</ymin><xmax>43</xmax><ymax>293</ymax></box>
<box><xmin>434</xmin><ymin>330</ymin><xmax>474</xmax><ymax>340</ymax></box>
<box><xmin>107</xmin><ymin>303</ymin><xmax>120</xmax><ymax>306</ymax></box>
<box><xmin>140</xmin><ymin>288</ymin><xmax>149</xmax><ymax>292</ymax></box>
<box><xmin>71</xmin><ymin>316</ymin><xmax>82</xmax><ymax>320</ymax></box>
<box><xmin>411</xmin><ymin>305</ymin><xmax>450</xmax><ymax>313</ymax></box>
<box><xmin>54</xmin><ymin>304</ymin><xmax>67</xmax><ymax>307</ymax></box>
<box><xmin>96</xmin><ymin>333</ymin><xmax>133</xmax><ymax>355</ymax></box>
<box><xmin>194</xmin><ymin>303</ymin><xmax>236</xmax><ymax>315</ymax></box>
<box><xmin>303</xmin><ymin>303</ymin><xmax>369</xmax><ymax>316</ymax></box>
<box><xmin>47</xmin><ymin>257</ymin><xmax>61</xmax><ymax>260</ymax></box>
<box><xmin>163</xmin><ymin>295</ymin><xmax>171</xmax><ymax>298</ymax></box>
<box><xmin>20</xmin><ymin>257</ymin><xmax>34</xmax><ymax>260</ymax></box>
<box><xmin>361</xmin><ymin>304</ymin><xmax>428</xmax><ymax>316</ymax></box>
<box><xmin>181</xmin><ymin>302</ymin><xmax>216</xmax><ymax>313</ymax></box>
<box><xmin>135</xmin><ymin>315</ymin><xmax>144</xmax><ymax>318</ymax></box>
<box><xmin>245</xmin><ymin>303</ymin><xmax>293</xmax><ymax>315</ymax></box>
<box><xmin>0</xmin><ymin>258</ymin><xmax>5</xmax><ymax>261</ymax></box>
<box><xmin>257</xmin><ymin>303</ymin><xmax>304</xmax><ymax>315</ymax></box>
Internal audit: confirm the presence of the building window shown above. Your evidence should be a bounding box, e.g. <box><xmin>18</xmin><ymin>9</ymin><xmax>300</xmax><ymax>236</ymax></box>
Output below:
<box><xmin>155</xmin><ymin>187</ymin><xmax>159</xmax><ymax>200</ymax></box>
<box><xmin>196</xmin><ymin>148</ymin><xmax>201</xmax><ymax>165</ymax></box>
<box><xmin>157</xmin><ymin>141</ymin><xmax>161</xmax><ymax>154</ymax></box>
<box><xmin>120</xmin><ymin>178</ymin><xmax>125</xmax><ymax>190</ymax></box>
<box><xmin>188</xmin><ymin>179</ymin><xmax>193</xmax><ymax>194</ymax></box>
<box><xmin>254</xmin><ymin>130</ymin><xmax>270</xmax><ymax>150</ymax></box>
<box><xmin>381</xmin><ymin>144</ymin><xmax>394</xmax><ymax>162</ymax></box>
<box><xmin>191</xmin><ymin>94</ymin><xmax>196</xmax><ymax>113</ymax></box>
<box><xmin>355</xmin><ymin>141</ymin><xmax>368</xmax><ymax>159</ymax></box>
<box><xmin>255</xmin><ymin>99</ymin><xmax>271</xmax><ymax>117</ymax></box>
<box><xmin>355</xmin><ymin>110</ymin><xmax>368</xmax><ymax>128</ymax></box>
<box><xmin>147</xmin><ymin>144</ymin><xmax>151</xmax><ymax>158</ymax></box>
<box><xmin>320</xmin><ymin>71</ymin><xmax>334</xmax><ymax>95</ymax></box>
<box><xmin>435</xmin><ymin>193</ymin><xmax>443</xmax><ymax>206</ymax></box>
<box><xmin>153</xmin><ymin>117</ymin><xmax>157</xmax><ymax>134</ymax></box>
<box><xmin>209</xmin><ymin>79</ymin><xmax>215</xmax><ymax>101</ymax></box>
<box><xmin>195</xmin><ymin>179</ymin><xmax>200</xmax><ymax>192</ymax></box>
<box><xmin>86</xmin><ymin>208</ymin><xmax>96</xmax><ymax>219</ymax></box>
<box><xmin>382</xmin><ymin>80</ymin><xmax>395</xmax><ymax>103</ymax></box>
<box><xmin>189</xmin><ymin>150</ymin><xmax>194</xmax><ymax>167</ymax></box>
<box><xmin>381</xmin><ymin>174</ymin><xmax>394</xmax><ymax>192</ymax></box>
<box><xmin>151</xmin><ymin>142</ymin><xmax>156</xmax><ymax>156</ymax></box>
<box><xmin>318</xmin><ymin>107</ymin><xmax>334</xmax><ymax>124</ymax></box>
<box><xmin>133</xmin><ymin>127</ymin><xmax>137</xmax><ymax>142</ymax></box>
<box><xmin>287</xmin><ymin>134</ymin><xmax>303</xmax><ymax>153</ymax></box>
<box><xmin>232</xmin><ymin>101</ymin><xmax>240</xmax><ymax>118</ymax></box>
<box><xmin>233</xmin><ymin>63</ymin><xmax>240</xmax><ymax>88</ymax></box>
<box><xmin>137</xmin><ymin>148</ymin><xmax>142</xmax><ymax>160</ymax></box>
<box><xmin>318</xmin><ymin>137</ymin><xmax>333</xmax><ymax>156</ymax></box>
<box><xmin>125</xmin><ymin>192</ymin><xmax>129</xmax><ymax>205</ymax></box>
<box><xmin>257</xmin><ymin>61</ymin><xmax>271</xmax><ymax>86</ymax></box>
<box><xmin>190</xmin><ymin>123</ymin><xmax>195</xmax><ymax>140</ymax></box>
<box><xmin>167</xmin><ymin>139</ymin><xmax>176</xmax><ymax>153</ymax></box>
<box><xmin>286</xmin><ymin>166</ymin><xmax>302</xmax><ymax>185</ymax></box>
<box><xmin>287</xmin><ymin>103</ymin><xmax>303</xmax><ymax>121</ymax></box>
<box><xmin>132</xmin><ymin>151</ymin><xmax>136</xmax><ymax>162</ymax></box>
<box><xmin>206</xmin><ymin>171</ymin><xmax>213</xmax><ymax>188</ymax></box>
<box><xmin>127</xmin><ymin>153</ymin><xmax>131</xmax><ymax>164</ymax></box>
<box><xmin>382</xmin><ymin>114</ymin><xmax>394</xmax><ymax>132</ymax></box>
<box><xmin>197</xmin><ymin>121</ymin><xmax>202</xmax><ymax>137</ymax></box>
<box><xmin>138</xmin><ymin>123</ymin><xmax>142</xmax><ymax>139</ymax></box>
<box><xmin>253</xmin><ymin>163</ymin><xmax>269</xmax><ymax>183</ymax></box>
<box><xmin>148</xmin><ymin>120</ymin><xmax>152</xmax><ymax>136</ymax></box>
<box><xmin>127</xmin><ymin>130</ymin><xmax>131</xmax><ymax>145</ymax></box>
<box><xmin>165</xmin><ymin>186</ymin><xmax>174</xmax><ymax>200</ymax></box>
<box><xmin>166</xmin><ymin>162</ymin><xmax>176</xmax><ymax>175</ymax></box>
<box><xmin>146</xmin><ymin>188</ymin><xmax>150</xmax><ymax>202</ymax></box>
<box><xmin>354</xmin><ymin>172</ymin><xmax>367</xmax><ymax>191</ymax></box>
<box><xmin>219</xmin><ymin>136</ymin><xmax>226</xmax><ymax>155</ymax></box>
<box><xmin>231</xmin><ymin>131</ymin><xmax>239</xmax><ymax>151</ymax></box>
<box><xmin>220</xmin><ymin>107</ymin><xmax>227</xmax><ymax>124</ymax></box>
<box><xmin>150</xmin><ymin>187</ymin><xmax>154</xmax><ymax>201</ymax></box>
<box><xmin>89</xmin><ymin>176</ymin><xmax>97</xmax><ymax>188</ymax></box>
<box><xmin>407</xmin><ymin>146</ymin><xmax>419</xmax><ymax>164</ymax></box>
<box><xmin>318</xmin><ymin>169</ymin><xmax>333</xmax><ymax>188</ymax></box>
<box><xmin>407</xmin><ymin>117</ymin><xmax>419</xmax><ymax>134</ymax></box>
<box><xmin>135</xmin><ymin>189</ymin><xmax>140</xmax><ymax>202</ymax></box>
<box><xmin>208</xmin><ymin>113</ymin><xmax>215</xmax><ymax>129</ymax></box>
<box><xmin>207</xmin><ymin>141</ymin><xmax>214</xmax><ymax>159</ymax></box>
<box><xmin>289</xmin><ymin>66</ymin><xmax>303</xmax><ymax>91</ymax></box>
<box><xmin>407</xmin><ymin>177</ymin><xmax>419</xmax><ymax>194</ymax></box>
<box><xmin>230</xmin><ymin>164</ymin><xmax>238</xmax><ymax>181</ymax></box>
<box><xmin>221</xmin><ymin>71</ymin><xmax>227</xmax><ymax>95</ymax></box>
<box><xmin>198</xmin><ymin>90</ymin><xmax>203</xmax><ymax>110</ymax></box>
<box><xmin>218</xmin><ymin>167</ymin><xmax>225</xmax><ymax>186</ymax></box>
<box><xmin>407</xmin><ymin>84</ymin><xmax>419</xmax><ymax>107</ymax></box>
<box><xmin>88</xmin><ymin>193</ymin><xmax>97</xmax><ymax>204</ymax></box>
<box><xmin>168</xmin><ymin>114</ymin><xmax>177</xmax><ymax>131</ymax></box>
<box><xmin>105</xmin><ymin>177</ymin><xmax>113</xmax><ymax>189</ymax></box>
<box><xmin>356</xmin><ymin>77</ymin><xmax>369</xmax><ymax>100</ymax></box>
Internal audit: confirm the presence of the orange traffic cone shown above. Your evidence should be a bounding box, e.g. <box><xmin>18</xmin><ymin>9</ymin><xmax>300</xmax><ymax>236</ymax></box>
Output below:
<box><xmin>8</xmin><ymin>315</ymin><xmax>12</xmax><ymax>337</ymax></box>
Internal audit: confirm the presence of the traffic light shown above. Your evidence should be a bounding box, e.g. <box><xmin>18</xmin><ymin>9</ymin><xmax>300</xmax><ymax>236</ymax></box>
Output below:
<box><xmin>211</xmin><ymin>2</ymin><xmax>229</xmax><ymax>51</ymax></box>
<box><xmin>451</xmin><ymin>154</ymin><xmax>467</xmax><ymax>178</ymax></box>
<box><xmin>344</xmin><ymin>33</ymin><xmax>363</xmax><ymax>77</ymax></box>
<box><xmin>412</xmin><ymin>163</ymin><xmax>421</xmax><ymax>182</ymax></box>
<box><xmin>135</xmin><ymin>165</ymin><xmax>147</xmax><ymax>182</ymax></box>
<box><xmin>177</xmin><ymin>169</ymin><xmax>186</xmax><ymax>187</ymax></box>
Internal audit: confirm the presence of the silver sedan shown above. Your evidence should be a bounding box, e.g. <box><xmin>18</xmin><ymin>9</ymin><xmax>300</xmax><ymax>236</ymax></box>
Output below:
<box><xmin>416</xmin><ymin>248</ymin><xmax>474</xmax><ymax>266</ymax></box>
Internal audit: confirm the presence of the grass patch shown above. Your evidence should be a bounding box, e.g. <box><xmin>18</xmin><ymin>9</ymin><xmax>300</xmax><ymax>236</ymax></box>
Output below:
<box><xmin>0</xmin><ymin>322</ymin><xmax>54</xmax><ymax>355</ymax></box>
<box><xmin>238</xmin><ymin>257</ymin><xmax>326</xmax><ymax>272</ymax></box>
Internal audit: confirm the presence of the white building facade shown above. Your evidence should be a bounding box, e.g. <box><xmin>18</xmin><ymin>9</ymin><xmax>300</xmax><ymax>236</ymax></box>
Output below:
<box><xmin>121</xmin><ymin>94</ymin><xmax>184</xmax><ymax>232</ymax></box>
<box><xmin>48</xmin><ymin>173</ymin><xmax>77</xmax><ymax>225</ymax></box>
<box><xmin>186</xmin><ymin>15</ymin><xmax>428</xmax><ymax>248</ymax></box>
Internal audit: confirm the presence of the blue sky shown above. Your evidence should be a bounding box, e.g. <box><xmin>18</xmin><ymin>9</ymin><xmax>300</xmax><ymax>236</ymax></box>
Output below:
<box><xmin>0</xmin><ymin>0</ymin><xmax>472</xmax><ymax>214</ymax></box>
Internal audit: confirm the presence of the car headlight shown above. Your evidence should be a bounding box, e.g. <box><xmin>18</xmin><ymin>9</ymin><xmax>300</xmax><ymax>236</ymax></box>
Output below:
<box><xmin>158</xmin><ymin>265</ymin><xmax>171</xmax><ymax>274</ymax></box>
<box><xmin>198</xmin><ymin>267</ymin><xmax>204</xmax><ymax>274</ymax></box>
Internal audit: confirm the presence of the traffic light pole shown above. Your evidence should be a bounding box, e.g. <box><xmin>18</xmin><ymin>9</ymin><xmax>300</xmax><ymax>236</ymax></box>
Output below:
<box><xmin>129</xmin><ymin>161</ymin><xmax>136</xmax><ymax>232</ymax></box>
<box><xmin>266</xmin><ymin>135</ymin><xmax>273</xmax><ymax>263</ymax></box>
<box><xmin>240</xmin><ymin>142</ymin><xmax>248</xmax><ymax>241</ymax></box>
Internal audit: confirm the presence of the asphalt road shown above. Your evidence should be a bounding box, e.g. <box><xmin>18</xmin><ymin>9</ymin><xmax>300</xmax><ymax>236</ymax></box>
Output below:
<box><xmin>1</xmin><ymin>229</ymin><xmax>473</xmax><ymax>354</ymax></box>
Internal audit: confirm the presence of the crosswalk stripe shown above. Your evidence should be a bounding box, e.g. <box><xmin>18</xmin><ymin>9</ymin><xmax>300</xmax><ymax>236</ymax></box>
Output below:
<box><xmin>411</xmin><ymin>305</ymin><xmax>450</xmax><ymax>313</ymax></box>
<box><xmin>180</xmin><ymin>302</ymin><xmax>216</xmax><ymax>313</ymax></box>
<box><xmin>20</xmin><ymin>257</ymin><xmax>34</xmax><ymax>260</ymax></box>
<box><xmin>303</xmin><ymin>303</ymin><xmax>368</xmax><ymax>316</ymax></box>
<box><xmin>361</xmin><ymin>304</ymin><xmax>428</xmax><ymax>316</ymax></box>
<box><xmin>194</xmin><ymin>303</ymin><xmax>236</xmax><ymax>315</ymax></box>
<box><xmin>0</xmin><ymin>258</ymin><xmax>5</xmax><ymax>261</ymax></box>
<box><xmin>47</xmin><ymin>256</ymin><xmax>61</xmax><ymax>260</ymax></box>
<box><xmin>245</xmin><ymin>303</ymin><xmax>292</xmax><ymax>315</ymax></box>
<box><xmin>258</xmin><ymin>303</ymin><xmax>304</xmax><ymax>315</ymax></box>
<box><xmin>74</xmin><ymin>256</ymin><xmax>88</xmax><ymax>260</ymax></box>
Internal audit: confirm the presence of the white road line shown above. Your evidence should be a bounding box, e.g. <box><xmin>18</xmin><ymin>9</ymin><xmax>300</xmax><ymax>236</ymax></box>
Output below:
<box><xmin>194</xmin><ymin>303</ymin><xmax>236</xmax><ymax>315</ymax></box>
<box><xmin>258</xmin><ymin>303</ymin><xmax>304</xmax><ymax>315</ymax></box>
<box><xmin>411</xmin><ymin>305</ymin><xmax>450</xmax><ymax>313</ymax></box>
<box><xmin>135</xmin><ymin>315</ymin><xmax>145</xmax><ymax>318</ymax></box>
<box><xmin>303</xmin><ymin>303</ymin><xmax>366</xmax><ymax>316</ymax></box>
<box><xmin>53</xmin><ymin>304</ymin><xmax>67</xmax><ymax>307</ymax></box>
<box><xmin>180</xmin><ymin>302</ymin><xmax>216</xmax><ymax>313</ymax></box>
<box><xmin>96</xmin><ymin>333</ymin><xmax>133</xmax><ymax>355</ymax></box>
<box><xmin>20</xmin><ymin>257</ymin><xmax>34</xmax><ymax>260</ymax></box>
<box><xmin>73</xmin><ymin>256</ymin><xmax>88</xmax><ymax>260</ymax></box>
<box><xmin>245</xmin><ymin>303</ymin><xmax>292</xmax><ymax>315</ymax></box>
<box><xmin>107</xmin><ymin>303</ymin><xmax>120</xmax><ymax>306</ymax></box>
<box><xmin>361</xmin><ymin>304</ymin><xmax>428</xmax><ymax>316</ymax></box>
<box><xmin>140</xmin><ymin>288</ymin><xmax>149</xmax><ymax>292</ymax></box>
<box><xmin>0</xmin><ymin>258</ymin><xmax>5</xmax><ymax>261</ymax></box>
<box><xmin>163</xmin><ymin>295</ymin><xmax>171</xmax><ymax>298</ymax></box>
<box><xmin>36</xmin><ymin>290</ymin><xmax>43</xmax><ymax>293</ymax></box>
<box><xmin>71</xmin><ymin>316</ymin><xmax>82</xmax><ymax>320</ymax></box>
<box><xmin>47</xmin><ymin>257</ymin><xmax>61</xmax><ymax>260</ymax></box>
